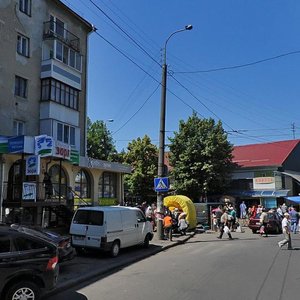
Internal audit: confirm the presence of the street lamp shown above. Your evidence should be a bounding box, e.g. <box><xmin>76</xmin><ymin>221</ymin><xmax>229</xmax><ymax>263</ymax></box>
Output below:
<box><xmin>156</xmin><ymin>25</ymin><xmax>193</xmax><ymax>240</ymax></box>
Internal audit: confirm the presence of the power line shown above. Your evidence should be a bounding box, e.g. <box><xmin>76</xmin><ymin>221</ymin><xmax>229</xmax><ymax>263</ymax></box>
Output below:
<box><xmin>88</xmin><ymin>0</ymin><xmax>161</xmax><ymax>67</ymax></box>
<box><xmin>175</xmin><ymin>50</ymin><xmax>300</xmax><ymax>74</ymax></box>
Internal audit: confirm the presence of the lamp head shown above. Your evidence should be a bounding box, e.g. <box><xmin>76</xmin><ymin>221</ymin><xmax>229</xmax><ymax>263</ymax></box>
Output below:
<box><xmin>185</xmin><ymin>25</ymin><xmax>193</xmax><ymax>31</ymax></box>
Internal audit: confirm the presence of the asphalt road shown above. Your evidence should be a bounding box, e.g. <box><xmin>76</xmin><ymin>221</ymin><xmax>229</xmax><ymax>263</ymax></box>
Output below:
<box><xmin>45</xmin><ymin>229</ymin><xmax>300</xmax><ymax>300</ymax></box>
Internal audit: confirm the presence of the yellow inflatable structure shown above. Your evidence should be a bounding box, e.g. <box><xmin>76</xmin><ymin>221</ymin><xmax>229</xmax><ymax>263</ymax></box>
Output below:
<box><xmin>163</xmin><ymin>195</ymin><xmax>197</xmax><ymax>229</ymax></box>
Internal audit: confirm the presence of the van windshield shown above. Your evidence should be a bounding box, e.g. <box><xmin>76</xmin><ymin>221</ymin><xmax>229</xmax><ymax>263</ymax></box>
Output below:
<box><xmin>73</xmin><ymin>210</ymin><xmax>104</xmax><ymax>226</ymax></box>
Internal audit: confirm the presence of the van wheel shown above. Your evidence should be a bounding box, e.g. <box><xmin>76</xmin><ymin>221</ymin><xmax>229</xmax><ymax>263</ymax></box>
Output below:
<box><xmin>75</xmin><ymin>247</ymin><xmax>85</xmax><ymax>256</ymax></box>
<box><xmin>143</xmin><ymin>234</ymin><xmax>150</xmax><ymax>248</ymax></box>
<box><xmin>5</xmin><ymin>281</ymin><xmax>40</xmax><ymax>300</ymax></box>
<box><xmin>110</xmin><ymin>241</ymin><xmax>120</xmax><ymax>257</ymax></box>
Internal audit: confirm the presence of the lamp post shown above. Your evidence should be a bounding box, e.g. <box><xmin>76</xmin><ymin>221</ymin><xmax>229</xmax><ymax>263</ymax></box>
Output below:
<box><xmin>156</xmin><ymin>25</ymin><xmax>193</xmax><ymax>240</ymax></box>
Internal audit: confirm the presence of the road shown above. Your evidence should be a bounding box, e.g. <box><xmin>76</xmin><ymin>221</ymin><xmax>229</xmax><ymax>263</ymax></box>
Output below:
<box><xmin>45</xmin><ymin>229</ymin><xmax>300</xmax><ymax>300</ymax></box>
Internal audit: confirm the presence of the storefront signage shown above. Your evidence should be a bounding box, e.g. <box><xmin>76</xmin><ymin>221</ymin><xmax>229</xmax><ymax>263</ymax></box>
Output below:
<box><xmin>54</xmin><ymin>141</ymin><xmax>71</xmax><ymax>160</ymax></box>
<box><xmin>8</xmin><ymin>136</ymin><xmax>34</xmax><ymax>154</ymax></box>
<box><xmin>253</xmin><ymin>176</ymin><xmax>275</xmax><ymax>190</ymax></box>
<box><xmin>35</xmin><ymin>135</ymin><xmax>53</xmax><ymax>157</ymax></box>
<box><xmin>26</xmin><ymin>155</ymin><xmax>40</xmax><ymax>175</ymax></box>
<box><xmin>254</xmin><ymin>177</ymin><xmax>274</xmax><ymax>184</ymax></box>
<box><xmin>22</xmin><ymin>182</ymin><xmax>36</xmax><ymax>201</ymax></box>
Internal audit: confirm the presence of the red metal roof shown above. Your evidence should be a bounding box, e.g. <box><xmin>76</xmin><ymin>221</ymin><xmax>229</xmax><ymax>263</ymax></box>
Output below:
<box><xmin>233</xmin><ymin>140</ymin><xmax>300</xmax><ymax>168</ymax></box>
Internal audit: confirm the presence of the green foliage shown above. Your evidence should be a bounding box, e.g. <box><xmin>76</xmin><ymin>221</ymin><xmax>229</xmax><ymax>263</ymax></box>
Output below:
<box><xmin>169</xmin><ymin>113</ymin><xmax>235</xmax><ymax>201</ymax></box>
<box><xmin>87</xmin><ymin>117</ymin><xmax>117</xmax><ymax>161</ymax></box>
<box><xmin>123</xmin><ymin>135</ymin><xmax>158</xmax><ymax>202</ymax></box>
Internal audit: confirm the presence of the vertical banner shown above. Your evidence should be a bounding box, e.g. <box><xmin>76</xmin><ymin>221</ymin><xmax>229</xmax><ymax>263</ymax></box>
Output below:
<box><xmin>26</xmin><ymin>155</ymin><xmax>40</xmax><ymax>175</ymax></box>
<box><xmin>22</xmin><ymin>182</ymin><xmax>37</xmax><ymax>201</ymax></box>
<box><xmin>35</xmin><ymin>135</ymin><xmax>53</xmax><ymax>157</ymax></box>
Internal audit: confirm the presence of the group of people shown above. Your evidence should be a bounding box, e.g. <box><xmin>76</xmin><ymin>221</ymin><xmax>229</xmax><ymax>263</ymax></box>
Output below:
<box><xmin>212</xmin><ymin>204</ymin><xmax>238</xmax><ymax>239</ymax></box>
<box><xmin>137</xmin><ymin>202</ymin><xmax>189</xmax><ymax>241</ymax></box>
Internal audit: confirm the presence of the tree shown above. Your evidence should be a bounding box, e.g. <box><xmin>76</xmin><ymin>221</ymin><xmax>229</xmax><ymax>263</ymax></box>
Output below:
<box><xmin>86</xmin><ymin>117</ymin><xmax>117</xmax><ymax>161</ymax></box>
<box><xmin>168</xmin><ymin>112</ymin><xmax>235</xmax><ymax>201</ymax></box>
<box><xmin>123</xmin><ymin>135</ymin><xmax>158</xmax><ymax>203</ymax></box>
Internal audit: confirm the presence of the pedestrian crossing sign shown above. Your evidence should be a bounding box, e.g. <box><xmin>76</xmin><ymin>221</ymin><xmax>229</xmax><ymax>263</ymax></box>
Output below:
<box><xmin>154</xmin><ymin>177</ymin><xmax>169</xmax><ymax>192</ymax></box>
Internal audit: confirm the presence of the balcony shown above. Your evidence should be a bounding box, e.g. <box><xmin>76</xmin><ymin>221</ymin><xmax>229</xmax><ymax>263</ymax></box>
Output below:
<box><xmin>43</xmin><ymin>21</ymin><xmax>80</xmax><ymax>52</ymax></box>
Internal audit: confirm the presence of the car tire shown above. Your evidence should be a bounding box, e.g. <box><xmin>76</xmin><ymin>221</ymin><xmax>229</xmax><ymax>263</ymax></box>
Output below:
<box><xmin>143</xmin><ymin>234</ymin><xmax>150</xmax><ymax>248</ymax></box>
<box><xmin>110</xmin><ymin>241</ymin><xmax>120</xmax><ymax>257</ymax></box>
<box><xmin>5</xmin><ymin>281</ymin><xmax>40</xmax><ymax>300</ymax></box>
<box><xmin>252</xmin><ymin>229</ymin><xmax>256</xmax><ymax>234</ymax></box>
<box><xmin>75</xmin><ymin>247</ymin><xmax>86</xmax><ymax>256</ymax></box>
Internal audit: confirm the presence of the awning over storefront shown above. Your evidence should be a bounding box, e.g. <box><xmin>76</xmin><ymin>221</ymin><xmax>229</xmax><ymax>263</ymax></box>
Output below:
<box><xmin>232</xmin><ymin>189</ymin><xmax>290</xmax><ymax>198</ymax></box>
<box><xmin>284</xmin><ymin>196</ymin><xmax>300</xmax><ymax>204</ymax></box>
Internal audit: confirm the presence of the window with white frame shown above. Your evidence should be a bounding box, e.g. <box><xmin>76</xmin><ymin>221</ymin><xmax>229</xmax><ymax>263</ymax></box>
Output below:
<box><xmin>13</xmin><ymin>120</ymin><xmax>25</xmax><ymax>136</ymax></box>
<box><xmin>17</xmin><ymin>34</ymin><xmax>29</xmax><ymax>57</ymax></box>
<box><xmin>41</xmin><ymin>78</ymin><xmax>79</xmax><ymax>110</ymax></box>
<box><xmin>15</xmin><ymin>76</ymin><xmax>27</xmax><ymax>98</ymax></box>
<box><xmin>19</xmin><ymin>0</ymin><xmax>31</xmax><ymax>16</ymax></box>
<box><xmin>50</xmin><ymin>15</ymin><xmax>65</xmax><ymax>38</ymax></box>
<box><xmin>57</xmin><ymin>122</ymin><xmax>76</xmax><ymax>146</ymax></box>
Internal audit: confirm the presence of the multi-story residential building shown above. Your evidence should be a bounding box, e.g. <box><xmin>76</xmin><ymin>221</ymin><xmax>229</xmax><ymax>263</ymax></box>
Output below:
<box><xmin>0</xmin><ymin>0</ymin><xmax>131</xmax><ymax>226</ymax></box>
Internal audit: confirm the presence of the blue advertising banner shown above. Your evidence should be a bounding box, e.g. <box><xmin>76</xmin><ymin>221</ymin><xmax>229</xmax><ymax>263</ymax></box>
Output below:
<box><xmin>8</xmin><ymin>136</ymin><xmax>24</xmax><ymax>153</ymax></box>
<box><xmin>26</xmin><ymin>155</ymin><xmax>40</xmax><ymax>175</ymax></box>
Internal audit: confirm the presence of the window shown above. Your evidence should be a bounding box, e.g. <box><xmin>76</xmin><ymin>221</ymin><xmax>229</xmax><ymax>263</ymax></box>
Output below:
<box><xmin>55</xmin><ymin>41</ymin><xmax>63</xmax><ymax>61</ymax></box>
<box><xmin>57</xmin><ymin>122</ymin><xmax>75</xmax><ymax>146</ymax></box>
<box><xmin>57</xmin><ymin>123</ymin><xmax>63</xmax><ymax>141</ymax></box>
<box><xmin>15</xmin><ymin>237</ymin><xmax>46</xmax><ymax>251</ymax></box>
<box><xmin>50</xmin><ymin>15</ymin><xmax>65</xmax><ymax>38</ymax></box>
<box><xmin>15</xmin><ymin>76</ymin><xmax>27</xmax><ymax>98</ymax></box>
<box><xmin>17</xmin><ymin>34</ymin><xmax>29</xmax><ymax>57</ymax></box>
<box><xmin>41</xmin><ymin>78</ymin><xmax>79</xmax><ymax>110</ymax></box>
<box><xmin>13</xmin><ymin>120</ymin><xmax>25</xmax><ymax>136</ymax></box>
<box><xmin>98</xmin><ymin>172</ymin><xmax>117</xmax><ymax>198</ymax></box>
<box><xmin>73</xmin><ymin>210</ymin><xmax>103</xmax><ymax>226</ymax></box>
<box><xmin>0</xmin><ymin>236</ymin><xmax>11</xmax><ymax>253</ymax></box>
<box><xmin>75</xmin><ymin>169</ymin><xmax>91</xmax><ymax>199</ymax></box>
<box><xmin>70</xmin><ymin>127</ymin><xmax>75</xmax><ymax>145</ymax></box>
<box><xmin>19</xmin><ymin>0</ymin><xmax>31</xmax><ymax>16</ymax></box>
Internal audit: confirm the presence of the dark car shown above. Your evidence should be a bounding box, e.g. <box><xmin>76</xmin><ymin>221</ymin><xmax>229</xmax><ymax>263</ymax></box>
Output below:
<box><xmin>11</xmin><ymin>224</ymin><xmax>75</xmax><ymax>262</ymax></box>
<box><xmin>0</xmin><ymin>225</ymin><xmax>59</xmax><ymax>300</ymax></box>
<box><xmin>248</xmin><ymin>211</ymin><xmax>282</xmax><ymax>234</ymax></box>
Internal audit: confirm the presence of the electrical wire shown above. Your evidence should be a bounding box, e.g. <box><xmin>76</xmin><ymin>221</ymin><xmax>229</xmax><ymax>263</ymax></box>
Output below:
<box><xmin>175</xmin><ymin>50</ymin><xmax>300</xmax><ymax>74</ymax></box>
<box><xmin>88</xmin><ymin>0</ymin><xmax>161</xmax><ymax>67</ymax></box>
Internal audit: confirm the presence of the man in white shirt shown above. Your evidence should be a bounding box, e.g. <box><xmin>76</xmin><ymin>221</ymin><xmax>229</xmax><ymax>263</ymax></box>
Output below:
<box><xmin>278</xmin><ymin>213</ymin><xmax>292</xmax><ymax>249</ymax></box>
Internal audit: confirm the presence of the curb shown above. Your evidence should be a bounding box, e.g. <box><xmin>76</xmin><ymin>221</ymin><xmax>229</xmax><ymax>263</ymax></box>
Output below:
<box><xmin>47</xmin><ymin>232</ymin><xmax>196</xmax><ymax>296</ymax></box>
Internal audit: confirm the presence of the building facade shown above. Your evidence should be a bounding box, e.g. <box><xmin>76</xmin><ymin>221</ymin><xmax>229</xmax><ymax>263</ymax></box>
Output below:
<box><xmin>230</xmin><ymin>140</ymin><xmax>300</xmax><ymax>211</ymax></box>
<box><xmin>0</xmin><ymin>0</ymin><xmax>131</xmax><ymax>227</ymax></box>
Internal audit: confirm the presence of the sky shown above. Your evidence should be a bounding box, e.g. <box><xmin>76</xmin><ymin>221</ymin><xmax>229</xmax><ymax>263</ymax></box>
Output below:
<box><xmin>61</xmin><ymin>0</ymin><xmax>300</xmax><ymax>152</ymax></box>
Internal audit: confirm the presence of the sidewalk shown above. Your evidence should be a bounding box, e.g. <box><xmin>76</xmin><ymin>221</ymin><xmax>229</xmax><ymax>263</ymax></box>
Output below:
<box><xmin>53</xmin><ymin>231</ymin><xmax>196</xmax><ymax>294</ymax></box>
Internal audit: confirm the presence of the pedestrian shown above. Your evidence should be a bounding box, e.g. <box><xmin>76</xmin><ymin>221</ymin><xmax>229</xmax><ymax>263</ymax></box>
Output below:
<box><xmin>259</xmin><ymin>209</ymin><xmax>269</xmax><ymax>237</ymax></box>
<box><xmin>163</xmin><ymin>212</ymin><xmax>173</xmax><ymax>241</ymax></box>
<box><xmin>278</xmin><ymin>213</ymin><xmax>292</xmax><ymax>249</ymax></box>
<box><xmin>217</xmin><ymin>208</ymin><xmax>233</xmax><ymax>240</ymax></box>
<box><xmin>43</xmin><ymin>172</ymin><xmax>53</xmax><ymax>199</ymax></box>
<box><xmin>178</xmin><ymin>213</ymin><xmax>188</xmax><ymax>235</ymax></box>
<box><xmin>239</xmin><ymin>201</ymin><xmax>247</xmax><ymax>219</ymax></box>
<box><xmin>67</xmin><ymin>186</ymin><xmax>74</xmax><ymax>211</ymax></box>
<box><xmin>288</xmin><ymin>207</ymin><xmax>299</xmax><ymax>234</ymax></box>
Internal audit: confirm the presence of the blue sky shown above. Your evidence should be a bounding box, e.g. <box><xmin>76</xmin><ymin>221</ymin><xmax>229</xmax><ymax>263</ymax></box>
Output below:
<box><xmin>62</xmin><ymin>0</ymin><xmax>300</xmax><ymax>151</ymax></box>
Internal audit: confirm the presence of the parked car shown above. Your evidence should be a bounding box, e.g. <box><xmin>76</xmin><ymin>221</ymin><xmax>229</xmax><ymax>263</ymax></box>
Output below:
<box><xmin>70</xmin><ymin>206</ymin><xmax>154</xmax><ymax>257</ymax></box>
<box><xmin>10</xmin><ymin>224</ymin><xmax>75</xmax><ymax>262</ymax></box>
<box><xmin>248</xmin><ymin>211</ymin><xmax>282</xmax><ymax>234</ymax></box>
<box><xmin>0</xmin><ymin>225</ymin><xmax>59</xmax><ymax>300</ymax></box>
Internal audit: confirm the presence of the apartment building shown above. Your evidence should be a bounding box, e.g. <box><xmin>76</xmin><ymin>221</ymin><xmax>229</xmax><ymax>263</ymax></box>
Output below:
<box><xmin>0</xmin><ymin>0</ymin><xmax>131</xmax><ymax>226</ymax></box>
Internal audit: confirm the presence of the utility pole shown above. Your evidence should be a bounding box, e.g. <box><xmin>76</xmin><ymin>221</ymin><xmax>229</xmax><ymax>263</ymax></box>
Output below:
<box><xmin>156</xmin><ymin>25</ymin><xmax>193</xmax><ymax>240</ymax></box>
<box><xmin>291</xmin><ymin>122</ymin><xmax>295</xmax><ymax>139</ymax></box>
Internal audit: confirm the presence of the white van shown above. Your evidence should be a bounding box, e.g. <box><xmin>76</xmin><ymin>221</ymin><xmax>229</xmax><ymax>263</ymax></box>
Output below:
<box><xmin>69</xmin><ymin>206</ymin><xmax>154</xmax><ymax>257</ymax></box>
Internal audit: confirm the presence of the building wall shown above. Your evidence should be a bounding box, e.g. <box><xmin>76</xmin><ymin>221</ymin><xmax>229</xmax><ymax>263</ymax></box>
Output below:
<box><xmin>0</xmin><ymin>0</ymin><xmax>92</xmax><ymax>156</ymax></box>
